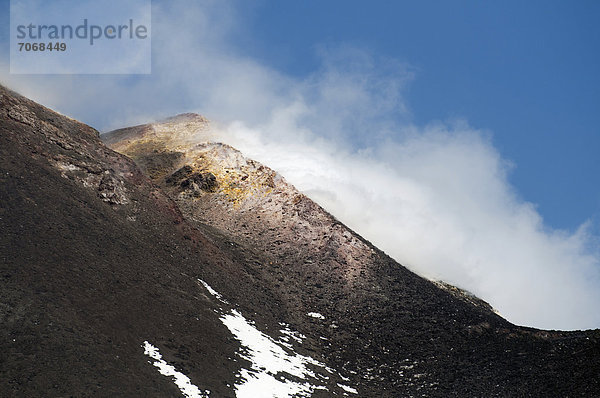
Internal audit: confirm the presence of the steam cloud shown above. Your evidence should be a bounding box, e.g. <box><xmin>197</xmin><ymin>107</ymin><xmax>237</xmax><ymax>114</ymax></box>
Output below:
<box><xmin>2</xmin><ymin>0</ymin><xmax>598</xmax><ymax>330</ymax></box>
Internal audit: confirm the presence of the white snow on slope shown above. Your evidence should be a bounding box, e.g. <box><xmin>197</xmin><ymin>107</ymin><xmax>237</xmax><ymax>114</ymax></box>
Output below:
<box><xmin>222</xmin><ymin>309</ymin><xmax>327</xmax><ymax>397</ymax></box>
<box><xmin>198</xmin><ymin>279</ymin><xmax>358</xmax><ymax>397</ymax></box>
<box><xmin>199</xmin><ymin>278</ymin><xmax>226</xmax><ymax>302</ymax></box>
<box><xmin>142</xmin><ymin>341</ymin><xmax>210</xmax><ymax>398</ymax></box>
<box><xmin>337</xmin><ymin>383</ymin><xmax>359</xmax><ymax>394</ymax></box>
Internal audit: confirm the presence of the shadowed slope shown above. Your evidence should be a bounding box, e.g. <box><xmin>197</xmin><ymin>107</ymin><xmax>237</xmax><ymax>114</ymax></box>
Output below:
<box><xmin>0</xmin><ymin>87</ymin><xmax>248</xmax><ymax>397</ymax></box>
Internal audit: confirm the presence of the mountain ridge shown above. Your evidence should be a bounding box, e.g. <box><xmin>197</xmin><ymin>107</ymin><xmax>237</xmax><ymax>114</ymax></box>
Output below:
<box><xmin>103</xmin><ymin>109</ymin><xmax>600</xmax><ymax>395</ymax></box>
<box><xmin>2</xmin><ymin>85</ymin><xmax>599</xmax><ymax>397</ymax></box>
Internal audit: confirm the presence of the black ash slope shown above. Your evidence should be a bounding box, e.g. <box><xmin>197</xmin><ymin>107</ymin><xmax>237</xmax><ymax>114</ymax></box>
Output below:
<box><xmin>0</xmin><ymin>86</ymin><xmax>245</xmax><ymax>397</ymax></box>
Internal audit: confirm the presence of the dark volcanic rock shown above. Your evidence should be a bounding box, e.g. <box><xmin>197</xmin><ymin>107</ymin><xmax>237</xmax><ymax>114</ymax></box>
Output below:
<box><xmin>167</xmin><ymin>165</ymin><xmax>218</xmax><ymax>195</ymax></box>
<box><xmin>0</xmin><ymin>86</ymin><xmax>246</xmax><ymax>397</ymax></box>
<box><xmin>166</xmin><ymin>164</ymin><xmax>194</xmax><ymax>184</ymax></box>
<box><xmin>179</xmin><ymin>171</ymin><xmax>218</xmax><ymax>195</ymax></box>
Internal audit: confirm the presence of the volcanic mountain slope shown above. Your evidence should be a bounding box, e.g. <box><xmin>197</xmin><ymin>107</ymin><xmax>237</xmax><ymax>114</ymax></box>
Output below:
<box><xmin>104</xmin><ymin>114</ymin><xmax>600</xmax><ymax>397</ymax></box>
<box><xmin>0</xmin><ymin>86</ymin><xmax>264</xmax><ymax>397</ymax></box>
<box><xmin>0</xmin><ymin>84</ymin><xmax>598</xmax><ymax>398</ymax></box>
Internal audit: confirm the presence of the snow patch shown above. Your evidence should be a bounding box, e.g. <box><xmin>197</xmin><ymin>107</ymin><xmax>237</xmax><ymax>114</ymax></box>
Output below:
<box><xmin>142</xmin><ymin>341</ymin><xmax>210</xmax><ymax>398</ymax></box>
<box><xmin>198</xmin><ymin>279</ymin><xmax>225</xmax><ymax>302</ymax></box>
<box><xmin>307</xmin><ymin>312</ymin><xmax>325</xmax><ymax>320</ymax></box>
<box><xmin>222</xmin><ymin>309</ymin><xmax>325</xmax><ymax>397</ymax></box>
<box><xmin>337</xmin><ymin>383</ymin><xmax>359</xmax><ymax>394</ymax></box>
<box><xmin>278</xmin><ymin>323</ymin><xmax>306</xmax><ymax>347</ymax></box>
<box><xmin>198</xmin><ymin>279</ymin><xmax>358</xmax><ymax>397</ymax></box>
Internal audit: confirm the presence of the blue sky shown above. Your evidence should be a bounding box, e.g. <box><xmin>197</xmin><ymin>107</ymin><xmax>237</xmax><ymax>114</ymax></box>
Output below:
<box><xmin>1</xmin><ymin>0</ymin><xmax>599</xmax><ymax>329</ymax></box>
<box><xmin>234</xmin><ymin>0</ymin><xmax>600</xmax><ymax>232</ymax></box>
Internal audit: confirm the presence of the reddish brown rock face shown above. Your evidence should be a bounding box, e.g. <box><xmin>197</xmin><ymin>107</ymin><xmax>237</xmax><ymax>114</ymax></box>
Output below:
<box><xmin>1</xmin><ymin>85</ymin><xmax>599</xmax><ymax>397</ymax></box>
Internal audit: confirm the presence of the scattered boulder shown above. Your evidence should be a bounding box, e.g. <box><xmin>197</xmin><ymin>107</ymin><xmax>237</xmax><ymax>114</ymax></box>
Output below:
<box><xmin>98</xmin><ymin>172</ymin><xmax>128</xmax><ymax>205</ymax></box>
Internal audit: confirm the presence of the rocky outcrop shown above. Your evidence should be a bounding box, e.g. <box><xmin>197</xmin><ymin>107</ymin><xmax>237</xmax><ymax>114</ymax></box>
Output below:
<box><xmin>166</xmin><ymin>165</ymin><xmax>218</xmax><ymax>196</ymax></box>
